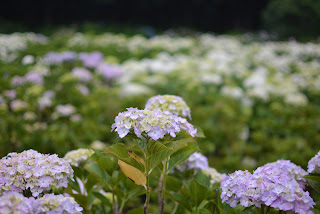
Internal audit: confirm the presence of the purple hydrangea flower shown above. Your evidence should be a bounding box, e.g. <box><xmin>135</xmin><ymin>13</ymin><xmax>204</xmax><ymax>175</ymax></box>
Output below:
<box><xmin>38</xmin><ymin>90</ymin><xmax>55</xmax><ymax>110</ymax></box>
<box><xmin>71</xmin><ymin>67</ymin><xmax>92</xmax><ymax>82</ymax></box>
<box><xmin>0</xmin><ymin>150</ymin><xmax>74</xmax><ymax>197</ymax></box>
<box><xmin>96</xmin><ymin>63</ymin><xmax>123</xmax><ymax>81</ymax></box>
<box><xmin>43</xmin><ymin>51</ymin><xmax>77</xmax><ymax>65</ymax></box>
<box><xmin>111</xmin><ymin>108</ymin><xmax>197</xmax><ymax>141</ymax></box>
<box><xmin>145</xmin><ymin>95</ymin><xmax>192</xmax><ymax>119</ymax></box>
<box><xmin>24</xmin><ymin>72</ymin><xmax>44</xmax><ymax>85</ymax></box>
<box><xmin>78</xmin><ymin>52</ymin><xmax>104</xmax><ymax>68</ymax></box>
<box><xmin>221</xmin><ymin>160</ymin><xmax>314</xmax><ymax>214</ymax></box>
<box><xmin>11</xmin><ymin>75</ymin><xmax>26</xmax><ymax>86</ymax></box>
<box><xmin>0</xmin><ymin>192</ymin><xmax>35</xmax><ymax>214</ymax></box>
<box><xmin>175</xmin><ymin>152</ymin><xmax>209</xmax><ymax>172</ymax></box>
<box><xmin>308</xmin><ymin>150</ymin><xmax>320</xmax><ymax>174</ymax></box>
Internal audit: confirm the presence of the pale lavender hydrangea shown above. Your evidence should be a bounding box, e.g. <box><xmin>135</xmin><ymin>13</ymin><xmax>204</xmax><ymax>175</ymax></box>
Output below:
<box><xmin>71</xmin><ymin>67</ymin><xmax>92</xmax><ymax>82</ymax></box>
<box><xmin>43</xmin><ymin>51</ymin><xmax>77</xmax><ymax>65</ymax></box>
<box><xmin>221</xmin><ymin>160</ymin><xmax>314</xmax><ymax>214</ymax></box>
<box><xmin>38</xmin><ymin>90</ymin><xmax>55</xmax><ymax>110</ymax></box>
<box><xmin>175</xmin><ymin>152</ymin><xmax>209</xmax><ymax>172</ymax></box>
<box><xmin>308</xmin><ymin>151</ymin><xmax>320</xmax><ymax>174</ymax></box>
<box><xmin>112</xmin><ymin>107</ymin><xmax>197</xmax><ymax>141</ymax></box>
<box><xmin>4</xmin><ymin>89</ymin><xmax>16</xmax><ymax>100</ymax></box>
<box><xmin>0</xmin><ymin>150</ymin><xmax>74</xmax><ymax>197</ymax></box>
<box><xmin>78</xmin><ymin>52</ymin><xmax>104</xmax><ymax>68</ymax></box>
<box><xmin>10</xmin><ymin>100</ymin><xmax>28</xmax><ymax>111</ymax></box>
<box><xmin>0</xmin><ymin>192</ymin><xmax>35</xmax><ymax>214</ymax></box>
<box><xmin>11</xmin><ymin>75</ymin><xmax>26</xmax><ymax>86</ymax></box>
<box><xmin>34</xmin><ymin>194</ymin><xmax>83</xmax><ymax>214</ymax></box>
<box><xmin>24</xmin><ymin>72</ymin><xmax>44</xmax><ymax>85</ymax></box>
<box><xmin>96</xmin><ymin>63</ymin><xmax>123</xmax><ymax>81</ymax></box>
<box><xmin>145</xmin><ymin>95</ymin><xmax>192</xmax><ymax>119</ymax></box>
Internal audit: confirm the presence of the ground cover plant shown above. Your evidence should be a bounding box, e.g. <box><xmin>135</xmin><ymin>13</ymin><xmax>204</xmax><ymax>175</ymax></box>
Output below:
<box><xmin>0</xmin><ymin>31</ymin><xmax>320</xmax><ymax>213</ymax></box>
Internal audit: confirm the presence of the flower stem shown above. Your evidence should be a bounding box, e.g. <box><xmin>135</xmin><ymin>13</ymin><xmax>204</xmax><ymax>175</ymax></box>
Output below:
<box><xmin>261</xmin><ymin>205</ymin><xmax>265</xmax><ymax>214</ymax></box>
<box><xmin>112</xmin><ymin>190</ymin><xmax>119</xmax><ymax>214</ymax></box>
<box><xmin>159</xmin><ymin>158</ymin><xmax>169</xmax><ymax>214</ymax></box>
<box><xmin>144</xmin><ymin>137</ymin><xmax>151</xmax><ymax>214</ymax></box>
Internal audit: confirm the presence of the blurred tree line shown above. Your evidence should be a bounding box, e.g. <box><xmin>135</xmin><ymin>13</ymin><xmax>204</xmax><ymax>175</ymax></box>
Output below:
<box><xmin>0</xmin><ymin>0</ymin><xmax>319</xmax><ymax>39</ymax></box>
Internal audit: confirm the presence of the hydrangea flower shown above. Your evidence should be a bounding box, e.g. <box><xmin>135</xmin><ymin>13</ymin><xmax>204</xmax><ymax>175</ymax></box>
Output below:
<box><xmin>38</xmin><ymin>90</ymin><xmax>55</xmax><ymax>110</ymax></box>
<box><xmin>96</xmin><ymin>63</ymin><xmax>123</xmax><ymax>81</ymax></box>
<box><xmin>71</xmin><ymin>67</ymin><xmax>92</xmax><ymax>82</ymax></box>
<box><xmin>64</xmin><ymin>148</ymin><xmax>94</xmax><ymax>167</ymax></box>
<box><xmin>308</xmin><ymin>150</ymin><xmax>320</xmax><ymax>174</ymax></box>
<box><xmin>52</xmin><ymin>104</ymin><xmax>76</xmax><ymax>119</ymax></box>
<box><xmin>0</xmin><ymin>192</ymin><xmax>35</xmax><ymax>214</ymax></box>
<box><xmin>175</xmin><ymin>152</ymin><xmax>209</xmax><ymax>172</ymax></box>
<box><xmin>34</xmin><ymin>194</ymin><xmax>83</xmax><ymax>214</ymax></box>
<box><xmin>202</xmin><ymin>167</ymin><xmax>226</xmax><ymax>185</ymax></box>
<box><xmin>112</xmin><ymin>107</ymin><xmax>197</xmax><ymax>140</ymax></box>
<box><xmin>43</xmin><ymin>51</ymin><xmax>77</xmax><ymax>65</ymax></box>
<box><xmin>221</xmin><ymin>160</ymin><xmax>314</xmax><ymax>214</ymax></box>
<box><xmin>0</xmin><ymin>150</ymin><xmax>74</xmax><ymax>197</ymax></box>
<box><xmin>145</xmin><ymin>95</ymin><xmax>191</xmax><ymax>119</ymax></box>
<box><xmin>24</xmin><ymin>72</ymin><xmax>44</xmax><ymax>85</ymax></box>
<box><xmin>78</xmin><ymin>52</ymin><xmax>104</xmax><ymax>68</ymax></box>
<box><xmin>10</xmin><ymin>100</ymin><xmax>28</xmax><ymax>112</ymax></box>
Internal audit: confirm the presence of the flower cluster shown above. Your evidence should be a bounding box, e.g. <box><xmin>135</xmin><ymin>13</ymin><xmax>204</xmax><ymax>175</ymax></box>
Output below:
<box><xmin>221</xmin><ymin>160</ymin><xmax>314</xmax><ymax>213</ymax></box>
<box><xmin>34</xmin><ymin>194</ymin><xmax>83</xmax><ymax>214</ymax></box>
<box><xmin>308</xmin><ymin>150</ymin><xmax>320</xmax><ymax>174</ymax></box>
<box><xmin>175</xmin><ymin>152</ymin><xmax>209</xmax><ymax>172</ymax></box>
<box><xmin>71</xmin><ymin>67</ymin><xmax>92</xmax><ymax>82</ymax></box>
<box><xmin>0</xmin><ymin>150</ymin><xmax>74</xmax><ymax>197</ymax></box>
<box><xmin>0</xmin><ymin>192</ymin><xmax>34</xmax><ymax>214</ymax></box>
<box><xmin>0</xmin><ymin>192</ymin><xmax>83</xmax><ymax>214</ymax></box>
<box><xmin>96</xmin><ymin>63</ymin><xmax>123</xmax><ymax>81</ymax></box>
<box><xmin>42</xmin><ymin>51</ymin><xmax>77</xmax><ymax>65</ymax></box>
<box><xmin>202</xmin><ymin>167</ymin><xmax>226</xmax><ymax>185</ymax></box>
<box><xmin>145</xmin><ymin>95</ymin><xmax>191</xmax><ymax>119</ymax></box>
<box><xmin>64</xmin><ymin>148</ymin><xmax>94</xmax><ymax>167</ymax></box>
<box><xmin>112</xmin><ymin>107</ymin><xmax>197</xmax><ymax>140</ymax></box>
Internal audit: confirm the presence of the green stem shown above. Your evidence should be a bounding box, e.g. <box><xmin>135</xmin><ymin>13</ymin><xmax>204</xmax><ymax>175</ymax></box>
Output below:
<box><xmin>119</xmin><ymin>198</ymin><xmax>126</xmax><ymax>213</ymax></box>
<box><xmin>159</xmin><ymin>158</ymin><xmax>169</xmax><ymax>214</ymax></box>
<box><xmin>261</xmin><ymin>204</ymin><xmax>265</xmax><ymax>214</ymax></box>
<box><xmin>171</xmin><ymin>202</ymin><xmax>178</xmax><ymax>214</ymax></box>
<box><xmin>144</xmin><ymin>137</ymin><xmax>151</xmax><ymax>214</ymax></box>
<box><xmin>112</xmin><ymin>190</ymin><xmax>119</xmax><ymax>214</ymax></box>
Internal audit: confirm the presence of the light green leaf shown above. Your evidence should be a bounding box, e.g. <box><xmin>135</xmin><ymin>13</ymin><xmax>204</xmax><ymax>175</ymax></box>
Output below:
<box><xmin>105</xmin><ymin>143</ymin><xmax>145</xmax><ymax>173</ymax></box>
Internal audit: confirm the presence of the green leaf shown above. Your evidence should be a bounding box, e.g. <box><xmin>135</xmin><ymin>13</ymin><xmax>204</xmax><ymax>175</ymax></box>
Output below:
<box><xmin>105</xmin><ymin>143</ymin><xmax>145</xmax><ymax>173</ymax></box>
<box><xmin>187</xmin><ymin>178</ymin><xmax>209</xmax><ymax>207</ymax></box>
<box><xmin>165</xmin><ymin>175</ymin><xmax>183</xmax><ymax>192</ymax></box>
<box><xmin>92</xmin><ymin>192</ymin><xmax>112</xmax><ymax>207</ymax></box>
<box><xmin>167</xmin><ymin>143</ymin><xmax>198</xmax><ymax>172</ymax></box>
<box><xmin>194</xmin><ymin>125</ymin><xmax>206</xmax><ymax>138</ymax></box>
<box><xmin>305</xmin><ymin>175</ymin><xmax>320</xmax><ymax>193</ymax></box>
<box><xmin>165</xmin><ymin>190</ymin><xmax>192</xmax><ymax>211</ymax></box>
<box><xmin>194</xmin><ymin>171</ymin><xmax>211</xmax><ymax>189</ymax></box>
<box><xmin>146</xmin><ymin>141</ymin><xmax>173</xmax><ymax>173</ymax></box>
<box><xmin>85</xmin><ymin>162</ymin><xmax>112</xmax><ymax>188</ymax></box>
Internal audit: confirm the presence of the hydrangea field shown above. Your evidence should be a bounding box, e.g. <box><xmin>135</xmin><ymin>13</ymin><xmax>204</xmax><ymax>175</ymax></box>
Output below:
<box><xmin>0</xmin><ymin>31</ymin><xmax>320</xmax><ymax>213</ymax></box>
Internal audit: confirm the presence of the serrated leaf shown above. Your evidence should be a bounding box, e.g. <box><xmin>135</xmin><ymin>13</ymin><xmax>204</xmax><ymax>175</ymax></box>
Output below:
<box><xmin>146</xmin><ymin>141</ymin><xmax>173</xmax><ymax>173</ymax></box>
<box><xmin>105</xmin><ymin>143</ymin><xmax>145</xmax><ymax>173</ymax></box>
